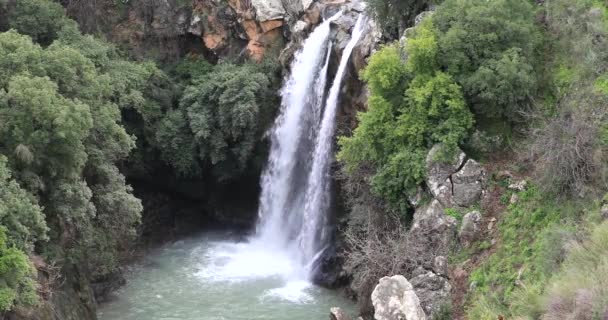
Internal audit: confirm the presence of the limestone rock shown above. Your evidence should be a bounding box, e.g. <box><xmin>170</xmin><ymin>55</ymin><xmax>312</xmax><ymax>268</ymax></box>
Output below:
<box><xmin>371</xmin><ymin>275</ymin><xmax>426</xmax><ymax>320</ymax></box>
<box><xmin>330</xmin><ymin>307</ymin><xmax>352</xmax><ymax>320</ymax></box>
<box><xmin>408</xmin><ymin>200</ymin><xmax>457</xmax><ymax>274</ymax></box>
<box><xmin>425</xmin><ymin>145</ymin><xmax>466</xmax><ymax>207</ymax></box>
<box><xmin>508</xmin><ymin>180</ymin><xmax>528</xmax><ymax>192</ymax></box>
<box><xmin>251</xmin><ymin>0</ymin><xmax>286</xmax><ymax>21</ymax></box>
<box><xmin>425</xmin><ymin>144</ymin><xmax>485</xmax><ymax>208</ymax></box>
<box><xmin>459</xmin><ymin>211</ymin><xmax>482</xmax><ymax>247</ymax></box>
<box><xmin>452</xmin><ymin>159</ymin><xmax>484</xmax><ymax>207</ymax></box>
<box><xmin>410</xmin><ymin>271</ymin><xmax>452</xmax><ymax>316</ymax></box>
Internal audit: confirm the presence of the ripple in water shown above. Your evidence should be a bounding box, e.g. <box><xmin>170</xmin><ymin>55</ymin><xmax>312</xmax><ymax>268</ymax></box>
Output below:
<box><xmin>97</xmin><ymin>233</ymin><xmax>355</xmax><ymax>320</ymax></box>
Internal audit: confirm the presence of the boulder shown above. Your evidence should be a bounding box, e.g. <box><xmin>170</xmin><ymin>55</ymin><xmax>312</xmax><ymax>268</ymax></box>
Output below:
<box><xmin>425</xmin><ymin>144</ymin><xmax>485</xmax><ymax>208</ymax></box>
<box><xmin>452</xmin><ymin>159</ymin><xmax>484</xmax><ymax>207</ymax></box>
<box><xmin>330</xmin><ymin>307</ymin><xmax>352</xmax><ymax>320</ymax></box>
<box><xmin>408</xmin><ymin>200</ymin><xmax>457</xmax><ymax>274</ymax></box>
<box><xmin>409</xmin><ymin>271</ymin><xmax>452</xmax><ymax>316</ymax></box>
<box><xmin>425</xmin><ymin>145</ymin><xmax>466</xmax><ymax>207</ymax></box>
<box><xmin>251</xmin><ymin>0</ymin><xmax>286</xmax><ymax>21</ymax></box>
<box><xmin>371</xmin><ymin>275</ymin><xmax>426</xmax><ymax>320</ymax></box>
<box><xmin>508</xmin><ymin>180</ymin><xmax>528</xmax><ymax>192</ymax></box>
<box><xmin>459</xmin><ymin>211</ymin><xmax>482</xmax><ymax>247</ymax></box>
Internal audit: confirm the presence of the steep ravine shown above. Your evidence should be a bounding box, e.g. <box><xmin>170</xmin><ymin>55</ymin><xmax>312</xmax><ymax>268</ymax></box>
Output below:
<box><xmin>6</xmin><ymin>1</ymin><xmax>385</xmax><ymax>320</ymax></box>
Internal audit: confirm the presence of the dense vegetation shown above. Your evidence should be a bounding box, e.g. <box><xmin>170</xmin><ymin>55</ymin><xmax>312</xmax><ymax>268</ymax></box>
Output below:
<box><xmin>0</xmin><ymin>0</ymin><xmax>280</xmax><ymax>314</ymax></box>
<box><xmin>341</xmin><ymin>0</ymin><xmax>608</xmax><ymax>318</ymax></box>
<box><xmin>1</xmin><ymin>0</ymin><xmax>607</xmax><ymax>319</ymax></box>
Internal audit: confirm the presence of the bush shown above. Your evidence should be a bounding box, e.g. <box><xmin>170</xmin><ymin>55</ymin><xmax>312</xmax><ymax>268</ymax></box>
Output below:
<box><xmin>0</xmin><ymin>156</ymin><xmax>48</xmax><ymax>252</ymax></box>
<box><xmin>0</xmin><ymin>227</ymin><xmax>38</xmax><ymax>312</ymax></box>
<box><xmin>169</xmin><ymin>61</ymin><xmax>277</xmax><ymax>180</ymax></box>
<box><xmin>339</xmin><ymin>19</ymin><xmax>473</xmax><ymax>211</ymax></box>
<box><xmin>524</xmin><ymin>88</ymin><xmax>608</xmax><ymax>197</ymax></box>
<box><xmin>433</xmin><ymin>0</ymin><xmax>541</xmax><ymax>122</ymax></box>
<box><xmin>540</xmin><ymin>221</ymin><xmax>608</xmax><ymax>320</ymax></box>
<box><xmin>6</xmin><ymin>0</ymin><xmax>72</xmax><ymax>45</ymax></box>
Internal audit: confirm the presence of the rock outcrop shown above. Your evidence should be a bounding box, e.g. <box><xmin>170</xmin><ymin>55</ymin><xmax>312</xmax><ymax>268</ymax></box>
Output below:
<box><xmin>371</xmin><ymin>275</ymin><xmax>426</xmax><ymax>320</ymax></box>
<box><xmin>459</xmin><ymin>210</ymin><xmax>482</xmax><ymax>247</ymax></box>
<box><xmin>425</xmin><ymin>145</ymin><xmax>485</xmax><ymax>208</ymax></box>
<box><xmin>405</xmin><ymin>200</ymin><xmax>455</xmax><ymax>315</ymax></box>
<box><xmin>400</xmin><ymin>145</ymin><xmax>486</xmax><ymax>316</ymax></box>
<box><xmin>330</xmin><ymin>307</ymin><xmax>353</xmax><ymax>320</ymax></box>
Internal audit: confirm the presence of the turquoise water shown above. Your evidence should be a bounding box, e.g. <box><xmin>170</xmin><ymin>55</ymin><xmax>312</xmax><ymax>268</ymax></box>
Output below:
<box><xmin>98</xmin><ymin>232</ymin><xmax>355</xmax><ymax>320</ymax></box>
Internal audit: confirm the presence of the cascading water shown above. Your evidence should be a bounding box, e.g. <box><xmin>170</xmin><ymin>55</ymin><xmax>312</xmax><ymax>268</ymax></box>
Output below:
<box><xmin>255</xmin><ymin>13</ymin><xmax>340</xmax><ymax>254</ymax></box>
<box><xmin>97</xmin><ymin>11</ymin><xmax>366</xmax><ymax>320</ymax></box>
<box><xmin>251</xmin><ymin>13</ymin><xmax>367</xmax><ymax>283</ymax></box>
<box><xmin>300</xmin><ymin>16</ymin><xmax>366</xmax><ymax>274</ymax></box>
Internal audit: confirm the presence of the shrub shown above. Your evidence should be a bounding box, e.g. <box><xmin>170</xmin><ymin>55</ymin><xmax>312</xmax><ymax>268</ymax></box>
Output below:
<box><xmin>524</xmin><ymin>88</ymin><xmax>608</xmax><ymax>197</ymax></box>
<box><xmin>176</xmin><ymin>62</ymin><xmax>276</xmax><ymax>180</ymax></box>
<box><xmin>339</xmin><ymin>19</ymin><xmax>473</xmax><ymax>211</ymax></box>
<box><xmin>6</xmin><ymin>0</ymin><xmax>72</xmax><ymax>45</ymax></box>
<box><xmin>540</xmin><ymin>221</ymin><xmax>608</xmax><ymax>320</ymax></box>
<box><xmin>433</xmin><ymin>0</ymin><xmax>541</xmax><ymax>122</ymax></box>
<box><xmin>0</xmin><ymin>227</ymin><xmax>38</xmax><ymax>312</ymax></box>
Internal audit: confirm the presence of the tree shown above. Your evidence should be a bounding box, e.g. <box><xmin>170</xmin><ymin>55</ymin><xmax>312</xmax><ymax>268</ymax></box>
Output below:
<box><xmin>179</xmin><ymin>63</ymin><xmax>272</xmax><ymax>180</ymax></box>
<box><xmin>0</xmin><ymin>227</ymin><xmax>38</xmax><ymax>312</ymax></box>
<box><xmin>433</xmin><ymin>0</ymin><xmax>541</xmax><ymax>121</ymax></box>
<box><xmin>339</xmin><ymin>19</ymin><xmax>473</xmax><ymax>211</ymax></box>
<box><xmin>0</xmin><ymin>156</ymin><xmax>48</xmax><ymax>252</ymax></box>
<box><xmin>6</xmin><ymin>0</ymin><xmax>72</xmax><ymax>45</ymax></box>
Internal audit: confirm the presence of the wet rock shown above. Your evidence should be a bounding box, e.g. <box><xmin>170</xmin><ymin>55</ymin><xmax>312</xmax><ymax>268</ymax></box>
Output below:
<box><xmin>371</xmin><ymin>275</ymin><xmax>426</xmax><ymax>320</ymax></box>
<box><xmin>330</xmin><ymin>307</ymin><xmax>352</xmax><ymax>320</ymax></box>
<box><xmin>410</xmin><ymin>271</ymin><xmax>451</xmax><ymax>317</ymax></box>
<box><xmin>312</xmin><ymin>245</ymin><xmax>348</xmax><ymax>288</ymax></box>
<box><xmin>459</xmin><ymin>211</ymin><xmax>482</xmax><ymax>247</ymax></box>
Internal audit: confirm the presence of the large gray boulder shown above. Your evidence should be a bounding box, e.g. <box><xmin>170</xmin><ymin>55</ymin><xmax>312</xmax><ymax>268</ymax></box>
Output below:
<box><xmin>425</xmin><ymin>145</ymin><xmax>485</xmax><ymax>208</ymax></box>
<box><xmin>408</xmin><ymin>200</ymin><xmax>458</xmax><ymax>274</ymax></box>
<box><xmin>405</xmin><ymin>200</ymin><xmax>457</xmax><ymax>317</ymax></box>
<box><xmin>459</xmin><ymin>210</ymin><xmax>482</xmax><ymax>247</ymax></box>
<box><xmin>452</xmin><ymin>159</ymin><xmax>484</xmax><ymax>207</ymax></box>
<box><xmin>252</xmin><ymin>0</ymin><xmax>286</xmax><ymax>21</ymax></box>
<box><xmin>409</xmin><ymin>271</ymin><xmax>452</xmax><ymax>316</ymax></box>
<box><xmin>371</xmin><ymin>275</ymin><xmax>426</xmax><ymax>320</ymax></box>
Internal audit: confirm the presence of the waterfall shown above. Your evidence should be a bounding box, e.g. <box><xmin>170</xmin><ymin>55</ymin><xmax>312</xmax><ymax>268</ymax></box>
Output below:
<box><xmin>251</xmin><ymin>11</ymin><xmax>366</xmax><ymax>282</ymax></box>
<box><xmin>255</xmin><ymin>12</ymin><xmax>340</xmax><ymax>250</ymax></box>
<box><xmin>300</xmin><ymin>15</ymin><xmax>366</xmax><ymax>275</ymax></box>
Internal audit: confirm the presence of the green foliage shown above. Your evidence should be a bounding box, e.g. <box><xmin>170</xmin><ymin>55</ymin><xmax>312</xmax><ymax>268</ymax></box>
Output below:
<box><xmin>0</xmin><ymin>6</ymin><xmax>152</xmax><ymax>286</ymax></box>
<box><xmin>433</xmin><ymin>0</ymin><xmax>541</xmax><ymax>121</ymax></box>
<box><xmin>339</xmin><ymin>19</ymin><xmax>473</xmax><ymax>211</ymax></box>
<box><xmin>156</xmin><ymin>109</ymin><xmax>200</xmax><ymax>176</ymax></box>
<box><xmin>444</xmin><ymin>208</ymin><xmax>462</xmax><ymax>223</ymax></box>
<box><xmin>466</xmin><ymin>186</ymin><xmax>582</xmax><ymax>318</ymax></box>
<box><xmin>6</xmin><ymin>0</ymin><xmax>72</xmax><ymax>45</ymax></box>
<box><xmin>536</xmin><ymin>220</ymin><xmax>608</xmax><ymax>319</ymax></box>
<box><xmin>165</xmin><ymin>62</ymin><xmax>275</xmax><ymax>180</ymax></box>
<box><xmin>0</xmin><ymin>227</ymin><xmax>38</xmax><ymax>312</ymax></box>
<box><xmin>0</xmin><ymin>156</ymin><xmax>48</xmax><ymax>252</ymax></box>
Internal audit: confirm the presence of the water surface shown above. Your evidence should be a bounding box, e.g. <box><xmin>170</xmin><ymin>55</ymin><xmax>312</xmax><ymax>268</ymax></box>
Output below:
<box><xmin>98</xmin><ymin>232</ymin><xmax>355</xmax><ymax>320</ymax></box>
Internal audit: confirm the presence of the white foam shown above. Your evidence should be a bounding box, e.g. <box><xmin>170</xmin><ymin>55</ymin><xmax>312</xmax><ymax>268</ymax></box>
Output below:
<box><xmin>262</xmin><ymin>280</ymin><xmax>314</xmax><ymax>304</ymax></box>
